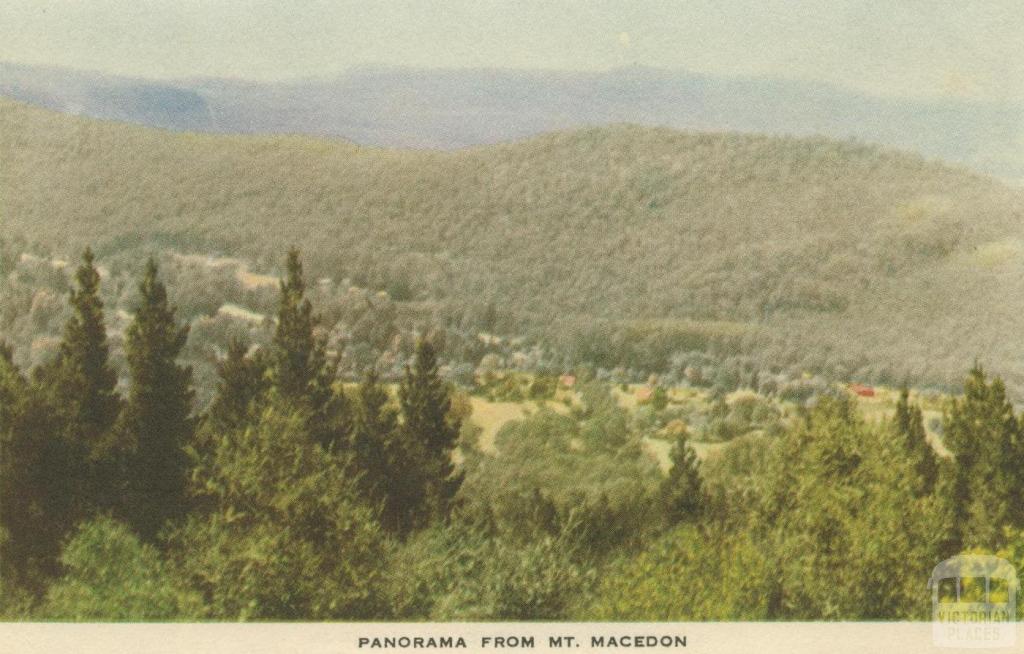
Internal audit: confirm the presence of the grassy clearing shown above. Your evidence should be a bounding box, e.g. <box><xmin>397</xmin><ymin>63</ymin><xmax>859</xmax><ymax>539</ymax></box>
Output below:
<box><xmin>462</xmin><ymin>379</ymin><xmax>951</xmax><ymax>472</ymax></box>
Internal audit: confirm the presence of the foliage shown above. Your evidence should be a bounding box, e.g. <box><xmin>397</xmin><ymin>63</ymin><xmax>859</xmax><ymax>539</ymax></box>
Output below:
<box><xmin>893</xmin><ymin>387</ymin><xmax>938</xmax><ymax>495</ymax></box>
<box><xmin>943</xmin><ymin>366</ymin><xmax>1024</xmax><ymax>550</ymax></box>
<box><xmin>460</xmin><ymin>387</ymin><xmax>662</xmax><ymax>561</ymax></box>
<box><xmin>40</xmin><ymin>517</ymin><xmax>204</xmax><ymax>621</ymax></box>
<box><xmin>203</xmin><ymin>337</ymin><xmax>268</xmax><ymax>433</ymax></box>
<box><xmin>6</xmin><ymin>100</ymin><xmax>1024</xmax><ymax>393</ymax></box>
<box><xmin>392</xmin><ymin>339</ymin><xmax>463</xmax><ymax>535</ymax></box>
<box><xmin>752</xmin><ymin>397</ymin><xmax>944</xmax><ymax>619</ymax></box>
<box><xmin>173</xmin><ymin>402</ymin><xmax>388</xmax><ymax>620</ymax></box>
<box><xmin>579</xmin><ymin>524</ymin><xmax>771</xmax><ymax>620</ymax></box>
<box><xmin>349</xmin><ymin>368</ymin><xmax>398</xmax><ymax>514</ymax></box>
<box><xmin>118</xmin><ymin>258</ymin><xmax>195</xmax><ymax>541</ymax></box>
<box><xmin>658</xmin><ymin>426</ymin><xmax>705</xmax><ymax>525</ymax></box>
<box><xmin>2</xmin><ymin>251</ymin><xmax>124</xmax><ymax>587</ymax></box>
<box><xmin>3</xmin><ymin>238</ymin><xmax>1024</xmax><ymax>622</ymax></box>
<box><xmin>386</xmin><ymin>522</ymin><xmax>590</xmax><ymax>620</ymax></box>
<box><xmin>270</xmin><ymin>248</ymin><xmax>349</xmax><ymax>450</ymax></box>
<box><xmin>34</xmin><ymin>248</ymin><xmax>121</xmax><ymax>453</ymax></box>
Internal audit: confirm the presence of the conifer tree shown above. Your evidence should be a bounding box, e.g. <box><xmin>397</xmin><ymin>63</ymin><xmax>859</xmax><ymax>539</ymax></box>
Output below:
<box><xmin>943</xmin><ymin>366</ymin><xmax>1024</xmax><ymax>549</ymax></box>
<box><xmin>892</xmin><ymin>387</ymin><xmax>938</xmax><ymax>495</ymax></box>
<box><xmin>397</xmin><ymin>338</ymin><xmax>463</xmax><ymax>533</ymax></box>
<box><xmin>350</xmin><ymin>368</ymin><xmax>397</xmax><ymax>513</ymax></box>
<box><xmin>2</xmin><ymin>355</ymin><xmax>79</xmax><ymax>589</ymax></box>
<box><xmin>120</xmin><ymin>258</ymin><xmax>194</xmax><ymax>541</ymax></box>
<box><xmin>31</xmin><ymin>248</ymin><xmax>121</xmax><ymax>525</ymax></box>
<box><xmin>205</xmin><ymin>337</ymin><xmax>268</xmax><ymax>433</ymax></box>
<box><xmin>0</xmin><ymin>348</ymin><xmax>40</xmax><ymax>584</ymax></box>
<box><xmin>37</xmin><ymin>247</ymin><xmax>120</xmax><ymax>459</ymax></box>
<box><xmin>5</xmin><ymin>250</ymin><xmax>127</xmax><ymax>587</ymax></box>
<box><xmin>658</xmin><ymin>426</ymin><xmax>704</xmax><ymax>524</ymax></box>
<box><xmin>270</xmin><ymin>248</ymin><xmax>349</xmax><ymax>450</ymax></box>
<box><xmin>272</xmin><ymin>248</ymin><xmax>319</xmax><ymax>400</ymax></box>
<box><xmin>755</xmin><ymin>396</ymin><xmax>943</xmax><ymax>618</ymax></box>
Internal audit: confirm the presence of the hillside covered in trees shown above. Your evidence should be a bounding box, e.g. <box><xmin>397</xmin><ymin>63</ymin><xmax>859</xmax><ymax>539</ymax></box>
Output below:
<box><xmin>4</xmin><ymin>98</ymin><xmax>1024</xmax><ymax>396</ymax></box>
<box><xmin>6</xmin><ymin>96</ymin><xmax>1024</xmax><ymax>622</ymax></box>
<box><xmin>4</xmin><ymin>246</ymin><xmax>1024</xmax><ymax>621</ymax></box>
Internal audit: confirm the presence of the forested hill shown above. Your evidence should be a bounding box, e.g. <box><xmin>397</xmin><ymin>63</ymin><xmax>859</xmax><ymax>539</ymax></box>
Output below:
<box><xmin>3</xmin><ymin>97</ymin><xmax>1024</xmax><ymax>391</ymax></box>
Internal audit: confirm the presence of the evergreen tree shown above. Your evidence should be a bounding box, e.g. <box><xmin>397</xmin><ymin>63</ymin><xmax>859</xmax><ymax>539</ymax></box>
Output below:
<box><xmin>396</xmin><ymin>338</ymin><xmax>463</xmax><ymax>534</ymax></box>
<box><xmin>892</xmin><ymin>387</ymin><xmax>938</xmax><ymax>495</ymax></box>
<box><xmin>272</xmin><ymin>248</ymin><xmax>319</xmax><ymax>400</ymax></box>
<box><xmin>755</xmin><ymin>396</ymin><xmax>943</xmax><ymax>619</ymax></box>
<box><xmin>0</xmin><ymin>341</ymin><xmax>20</xmax><ymax>427</ymax></box>
<box><xmin>205</xmin><ymin>337</ymin><xmax>268</xmax><ymax>433</ymax></box>
<box><xmin>350</xmin><ymin>367</ymin><xmax>397</xmax><ymax>512</ymax></box>
<box><xmin>36</xmin><ymin>247</ymin><xmax>120</xmax><ymax>461</ymax></box>
<box><xmin>658</xmin><ymin>426</ymin><xmax>704</xmax><ymax>525</ymax></box>
<box><xmin>120</xmin><ymin>258</ymin><xmax>194</xmax><ymax>541</ymax></box>
<box><xmin>270</xmin><ymin>248</ymin><xmax>350</xmax><ymax>450</ymax></box>
<box><xmin>0</xmin><ymin>349</ymin><xmax>46</xmax><ymax>586</ymax></box>
<box><xmin>943</xmin><ymin>366</ymin><xmax>1024</xmax><ymax>549</ymax></box>
<box><xmin>27</xmin><ymin>248</ymin><xmax>121</xmax><ymax>542</ymax></box>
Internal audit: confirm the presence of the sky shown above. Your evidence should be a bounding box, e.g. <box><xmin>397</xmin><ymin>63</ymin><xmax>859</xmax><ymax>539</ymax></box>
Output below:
<box><xmin>2</xmin><ymin>0</ymin><xmax>1023</xmax><ymax>103</ymax></box>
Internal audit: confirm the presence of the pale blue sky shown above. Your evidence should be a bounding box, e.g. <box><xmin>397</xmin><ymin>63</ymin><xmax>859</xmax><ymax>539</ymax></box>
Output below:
<box><xmin>2</xmin><ymin>0</ymin><xmax>1023</xmax><ymax>102</ymax></box>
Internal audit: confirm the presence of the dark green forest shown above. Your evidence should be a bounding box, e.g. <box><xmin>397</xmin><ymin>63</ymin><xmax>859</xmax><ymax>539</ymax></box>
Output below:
<box><xmin>3</xmin><ymin>247</ymin><xmax>1024</xmax><ymax>621</ymax></box>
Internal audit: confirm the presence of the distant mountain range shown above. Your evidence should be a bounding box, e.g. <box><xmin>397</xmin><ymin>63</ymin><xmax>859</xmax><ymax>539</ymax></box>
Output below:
<box><xmin>2</xmin><ymin>61</ymin><xmax>1022</xmax><ymax>180</ymax></box>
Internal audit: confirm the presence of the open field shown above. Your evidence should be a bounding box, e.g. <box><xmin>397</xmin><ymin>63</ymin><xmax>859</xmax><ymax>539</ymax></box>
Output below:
<box><xmin>462</xmin><ymin>378</ymin><xmax>951</xmax><ymax>470</ymax></box>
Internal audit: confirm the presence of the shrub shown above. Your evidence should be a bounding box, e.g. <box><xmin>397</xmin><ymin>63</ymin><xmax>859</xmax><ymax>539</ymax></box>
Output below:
<box><xmin>172</xmin><ymin>403</ymin><xmax>389</xmax><ymax>620</ymax></box>
<box><xmin>386</xmin><ymin>523</ymin><xmax>590</xmax><ymax>620</ymax></box>
<box><xmin>41</xmin><ymin>517</ymin><xmax>204</xmax><ymax>621</ymax></box>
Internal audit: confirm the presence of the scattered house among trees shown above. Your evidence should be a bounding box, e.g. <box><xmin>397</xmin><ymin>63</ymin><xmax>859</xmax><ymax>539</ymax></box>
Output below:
<box><xmin>848</xmin><ymin>383</ymin><xmax>875</xmax><ymax>398</ymax></box>
<box><xmin>559</xmin><ymin>374</ymin><xmax>576</xmax><ymax>388</ymax></box>
<box><xmin>635</xmin><ymin>386</ymin><xmax>654</xmax><ymax>404</ymax></box>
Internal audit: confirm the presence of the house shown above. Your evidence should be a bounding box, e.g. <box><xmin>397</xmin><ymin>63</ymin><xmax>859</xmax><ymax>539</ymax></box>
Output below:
<box><xmin>635</xmin><ymin>386</ymin><xmax>654</xmax><ymax>404</ymax></box>
<box><xmin>849</xmin><ymin>383</ymin><xmax>875</xmax><ymax>398</ymax></box>
<box><xmin>559</xmin><ymin>374</ymin><xmax>577</xmax><ymax>388</ymax></box>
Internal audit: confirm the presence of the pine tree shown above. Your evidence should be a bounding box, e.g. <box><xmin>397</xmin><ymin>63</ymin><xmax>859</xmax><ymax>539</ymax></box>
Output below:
<box><xmin>396</xmin><ymin>338</ymin><xmax>463</xmax><ymax>534</ymax></box>
<box><xmin>31</xmin><ymin>248</ymin><xmax>121</xmax><ymax>526</ymax></box>
<box><xmin>892</xmin><ymin>387</ymin><xmax>938</xmax><ymax>495</ymax></box>
<box><xmin>350</xmin><ymin>367</ymin><xmax>397</xmax><ymax>512</ymax></box>
<box><xmin>120</xmin><ymin>258</ymin><xmax>194</xmax><ymax>541</ymax></box>
<box><xmin>755</xmin><ymin>396</ymin><xmax>944</xmax><ymax>619</ymax></box>
<box><xmin>4</xmin><ymin>250</ymin><xmax>125</xmax><ymax>587</ymax></box>
<box><xmin>272</xmin><ymin>248</ymin><xmax>319</xmax><ymax>400</ymax></box>
<box><xmin>658</xmin><ymin>425</ymin><xmax>704</xmax><ymax>525</ymax></box>
<box><xmin>942</xmin><ymin>366</ymin><xmax>1024</xmax><ymax>550</ymax></box>
<box><xmin>270</xmin><ymin>248</ymin><xmax>349</xmax><ymax>450</ymax></box>
<box><xmin>205</xmin><ymin>337</ymin><xmax>268</xmax><ymax>433</ymax></box>
<box><xmin>0</xmin><ymin>349</ymin><xmax>39</xmax><ymax>585</ymax></box>
<box><xmin>2</xmin><ymin>352</ymin><xmax>81</xmax><ymax>590</ymax></box>
<box><xmin>36</xmin><ymin>247</ymin><xmax>120</xmax><ymax>460</ymax></box>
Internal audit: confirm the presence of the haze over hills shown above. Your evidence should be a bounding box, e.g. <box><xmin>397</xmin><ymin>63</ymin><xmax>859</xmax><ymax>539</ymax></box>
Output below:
<box><xmin>2</xmin><ymin>61</ymin><xmax>1022</xmax><ymax>181</ymax></box>
<box><xmin>3</xmin><ymin>98</ymin><xmax>1024</xmax><ymax>392</ymax></box>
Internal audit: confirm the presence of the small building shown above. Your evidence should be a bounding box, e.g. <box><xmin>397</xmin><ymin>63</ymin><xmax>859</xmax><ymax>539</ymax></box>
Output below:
<box><xmin>848</xmin><ymin>383</ymin><xmax>875</xmax><ymax>398</ymax></box>
<box><xmin>559</xmin><ymin>374</ymin><xmax>577</xmax><ymax>388</ymax></box>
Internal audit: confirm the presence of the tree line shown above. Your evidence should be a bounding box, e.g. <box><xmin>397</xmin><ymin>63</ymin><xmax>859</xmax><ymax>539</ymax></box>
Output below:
<box><xmin>0</xmin><ymin>247</ymin><xmax>464</xmax><ymax>617</ymax></box>
<box><xmin>3</xmin><ymin>246</ymin><xmax>1024</xmax><ymax>620</ymax></box>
